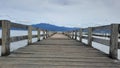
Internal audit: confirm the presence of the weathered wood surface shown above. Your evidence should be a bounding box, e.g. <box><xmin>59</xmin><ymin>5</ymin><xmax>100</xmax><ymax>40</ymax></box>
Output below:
<box><xmin>109</xmin><ymin>24</ymin><xmax>119</xmax><ymax>59</ymax></box>
<box><xmin>92</xmin><ymin>37</ymin><xmax>110</xmax><ymax>46</ymax></box>
<box><xmin>0</xmin><ymin>33</ymin><xmax>120</xmax><ymax>68</ymax></box>
<box><xmin>92</xmin><ymin>25</ymin><xmax>111</xmax><ymax>30</ymax></box>
<box><xmin>0</xmin><ymin>35</ymin><xmax>46</xmax><ymax>45</ymax></box>
<box><xmin>1</xmin><ymin>20</ymin><xmax>11</xmax><ymax>56</ymax></box>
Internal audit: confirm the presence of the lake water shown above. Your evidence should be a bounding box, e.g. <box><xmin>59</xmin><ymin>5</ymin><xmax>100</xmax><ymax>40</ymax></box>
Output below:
<box><xmin>0</xmin><ymin>30</ymin><xmax>120</xmax><ymax>60</ymax></box>
<box><xmin>81</xmin><ymin>38</ymin><xmax>120</xmax><ymax>60</ymax></box>
<box><xmin>0</xmin><ymin>30</ymin><xmax>43</xmax><ymax>56</ymax></box>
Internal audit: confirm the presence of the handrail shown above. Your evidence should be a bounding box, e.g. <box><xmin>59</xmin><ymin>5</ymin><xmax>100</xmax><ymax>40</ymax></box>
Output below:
<box><xmin>0</xmin><ymin>20</ymin><xmax>55</xmax><ymax>56</ymax></box>
<box><xmin>64</xmin><ymin>24</ymin><xmax>120</xmax><ymax>59</ymax></box>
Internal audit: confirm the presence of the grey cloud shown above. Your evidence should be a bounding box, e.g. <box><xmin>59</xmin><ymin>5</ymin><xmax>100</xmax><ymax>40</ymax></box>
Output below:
<box><xmin>50</xmin><ymin>0</ymin><xmax>75</xmax><ymax>6</ymax></box>
<box><xmin>0</xmin><ymin>0</ymin><xmax>120</xmax><ymax>27</ymax></box>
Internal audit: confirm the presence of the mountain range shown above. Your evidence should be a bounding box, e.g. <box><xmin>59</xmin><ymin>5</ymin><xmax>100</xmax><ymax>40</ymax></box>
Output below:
<box><xmin>32</xmin><ymin>23</ymin><xmax>79</xmax><ymax>31</ymax></box>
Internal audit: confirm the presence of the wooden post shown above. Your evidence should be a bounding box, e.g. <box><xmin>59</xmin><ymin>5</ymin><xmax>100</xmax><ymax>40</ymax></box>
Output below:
<box><xmin>37</xmin><ymin>29</ymin><xmax>40</xmax><ymax>41</ymax></box>
<box><xmin>79</xmin><ymin>29</ymin><xmax>82</xmax><ymax>42</ymax></box>
<box><xmin>88</xmin><ymin>27</ymin><xmax>92</xmax><ymax>46</ymax></box>
<box><xmin>109</xmin><ymin>24</ymin><xmax>119</xmax><ymax>59</ymax></box>
<box><xmin>46</xmin><ymin>30</ymin><xmax>48</xmax><ymax>38</ymax></box>
<box><xmin>66</xmin><ymin>32</ymin><xmax>68</xmax><ymax>36</ymax></box>
<box><xmin>45</xmin><ymin>31</ymin><xmax>47</xmax><ymax>39</ymax></box>
<box><xmin>1</xmin><ymin>20</ymin><xmax>11</xmax><ymax>56</ymax></box>
<box><xmin>44</xmin><ymin>30</ymin><xmax>46</xmax><ymax>39</ymax></box>
<box><xmin>28</xmin><ymin>26</ymin><xmax>32</xmax><ymax>44</ymax></box>
<box><xmin>73</xmin><ymin>31</ymin><xmax>75</xmax><ymax>39</ymax></box>
<box><xmin>67</xmin><ymin>32</ymin><xmax>70</xmax><ymax>38</ymax></box>
<box><xmin>70</xmin><ymin>32</ymin><xmax>72</xmax><ymax>38</ymax></box>
<box><xmin>72</xmin><ymin>31</ymin><xmax>74</xmax><ymax>39</ymax></box>
<box><xmin>75</xmin><ymin>30</ymin><xmax>77</xmax><ymax>40</ymax></box>
<box><xmin>43</xmin><ymin>30</ymin><xmax>46</xmax><ymax>39</ymax></box>
<box><xmin>47</xmin><ymin>31</ymin><xmax>50</xmax><ymax>37</ymax></box>
<box><xmin>69</xmin><ymin>32</ymin><xmax>71</xmax><ymax>38</ymax></box>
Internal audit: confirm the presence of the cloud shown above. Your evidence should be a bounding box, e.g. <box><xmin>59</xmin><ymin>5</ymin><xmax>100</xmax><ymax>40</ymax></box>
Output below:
<box><xmin>0</xmin><ymin>0</ymin><xmax>120</xmax><ymax>27</ymax></box>
<box><xmin>50</xmin><ymin>0</ymin><xmax>76</xmax><ymax>6</ymax></box>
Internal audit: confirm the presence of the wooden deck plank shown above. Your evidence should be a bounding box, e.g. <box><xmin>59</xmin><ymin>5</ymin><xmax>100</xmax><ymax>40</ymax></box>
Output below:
<box><xmin>0</xmin><ymin>33</ymin><xmax>120</xmax><ymax>68</ymax></box>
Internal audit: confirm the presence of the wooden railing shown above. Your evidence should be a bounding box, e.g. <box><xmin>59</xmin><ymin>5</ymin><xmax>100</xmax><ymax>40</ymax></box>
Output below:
<box><xmin>64</xmin><ymin>24</ymin><xmax>120</xmax><ymax>59</ymax></box>
<box><xmin>0</xmin><ymin>20</ymin><xmax>56</xmax><ymax>56</ymax></box>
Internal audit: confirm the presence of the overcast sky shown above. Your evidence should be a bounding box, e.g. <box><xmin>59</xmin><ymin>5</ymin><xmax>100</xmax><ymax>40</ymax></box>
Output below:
<box><xmin>0</xmin><ymin>0</ymin><xmax>120</xmax><ymax>27</ymax></box>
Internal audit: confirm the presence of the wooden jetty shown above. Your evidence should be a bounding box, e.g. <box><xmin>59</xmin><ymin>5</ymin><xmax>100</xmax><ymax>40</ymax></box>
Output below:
<box><xmin>0</xmin><ymin>20</ymin><xmax>120</xmax><ymax>68</ymax></box>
